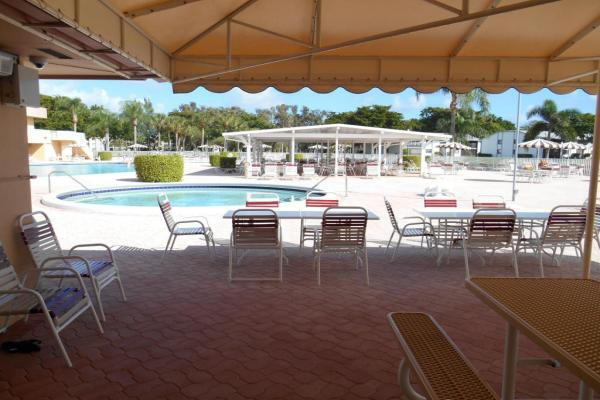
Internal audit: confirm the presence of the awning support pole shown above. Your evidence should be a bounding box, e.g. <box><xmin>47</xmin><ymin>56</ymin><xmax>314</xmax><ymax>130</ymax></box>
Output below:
<box><xmin>290</xmin><ymin>130</ymin><xmax>295</xmax><ymax>164</ymax></box>
<box><xmin>420</xmin><ymin>140</ymin><xmax>427</xmax><ymax>177</ymax></box>
<box><xmin>583</xmin><ymin>77</ymin><xmax>600</xmax><ymax>279</ymax></box>
<box><xmin>512</xmin><ymin>92</ymin><xmax>521</xmax><ymax>202</ymax></box>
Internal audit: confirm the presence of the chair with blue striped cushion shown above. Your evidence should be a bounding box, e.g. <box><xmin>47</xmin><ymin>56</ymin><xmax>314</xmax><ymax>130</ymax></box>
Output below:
<box><xmin>19</xmin><ymin>211</ymin><xmax>126</xmax><ymax>322</ymax></box>
<box><xmin>0</xmin><ymin>241</ymin><xmax>103</xmax><ymax>367</ymax></box>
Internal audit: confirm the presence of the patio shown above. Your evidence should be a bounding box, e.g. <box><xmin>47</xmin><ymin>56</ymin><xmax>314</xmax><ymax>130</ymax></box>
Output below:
<box><xmin>0</xmin><ymin>243</ymin><xmax>593</xmax><ymax>400</ymax></box>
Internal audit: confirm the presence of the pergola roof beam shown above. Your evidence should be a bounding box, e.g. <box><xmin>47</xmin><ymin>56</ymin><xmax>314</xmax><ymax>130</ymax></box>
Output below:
<box><xmin>173</xmin><ymin>0</ymin><xmax>260</xmax><ymax>55</ymax></box>
<box><xmin>231</xmin><ymin>19</ymin><xmax>315</xmax><ymax>48</ymax></box>
<box><xmin>550</xmin><ymin>14</ymin><xmax>600</xmax><ymax>60</ymax></box>
<box><xmin>451</xmin><ymin>0</ymin><xmax>502</xmax><ymax>56</ymax></box>
<box><xmin>124</xmin><ymin>0</ymin><xmax>207</xmax><ymax>18</ymax></box>
<box><xmin>547</xmin><ymin>69</ymin><xmax>598</xmax><ymax>86</ymax></box>
<box><xmin>174</xmin><ymin>0</ymin><xmax>562</xmax><ymax>84</ymax></box>
<box><xmin>420</xmin><ymin>0</ymin><xmax>462</xmax><ymax>15</ymax></box>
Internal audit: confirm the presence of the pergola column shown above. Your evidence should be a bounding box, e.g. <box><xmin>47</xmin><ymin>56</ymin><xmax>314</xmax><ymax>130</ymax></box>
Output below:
<box><xmin>290</xmin><ymin>129</ymin><xmax>295</xmax><ymax>164</ymax></box>
<box><xmin>583</xmin><ymin>79</ymin><xmax>600</xmax><ymax>278</ymax></box>
<box><xmin>420</xmin><ymin>140</ymin><xmax>427</xmax><ymax>177</ymax></box>
<box><xmin>377</xmin><ymin>133</ymin><xmax>383</xmax><ymax>177</ymax></box>
<box><xmin>245</xmin><ymin>134</ymin><xmax>252</xmax><ymax>177</ymax></box>
<box><xmin>334</xmin><ymin>127</ymin><xmax>340</xmax><ymax>175</ymax></box>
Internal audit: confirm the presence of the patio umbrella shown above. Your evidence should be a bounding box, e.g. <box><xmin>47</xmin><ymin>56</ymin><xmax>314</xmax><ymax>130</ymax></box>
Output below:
<box><xmin>127</xmin><ymin>144</ymin><xmax>148</xmax><ymax>149</ymax></box>
<box><xmin>519</xmin><ymin>138</ymin><xmax>559</xmax><ymax>166</ymax></box>
<box><xmin>560</xmin><ymin>141</ymin><xmax>585</xmax><ymax>158</ymax></box>
<box><xmin>438</xmin><ymin>142</ymin><xmax>472</xmax><ymax>160</ymax></box>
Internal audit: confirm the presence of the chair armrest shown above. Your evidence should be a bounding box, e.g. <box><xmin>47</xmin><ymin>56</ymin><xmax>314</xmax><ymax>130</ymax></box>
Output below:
<box><xmin>172</xmin><ymin>220</ymin><xmax>207</xmax><ymax>231</ymax></box>
<box><xmin>184</xmin><ymin>216</ymin><xmax>211</xmax><ymax>227</ymax></box>
<box><xmin>401</xmin><ymin>221</ymin><xmax>436</xmax><ymax>235</ymax></box>
<box><xmin>25</xmin><ymin>267</ymin><xmax>88</xmax><ymax>291</ymax></box>
<box><xmin>40</xmin><ymin>256</ymin><xmax>94</xmax><ymax>280</ymax></box>
<box><xmin>401</xmin><ymin>216</ymin><xmax>426</xmax><ymax>223</ymax></box>
<box><xmin>69</xmin><ymin>243</ymin><xmax>114</xmax><ymax>262</ymax></box>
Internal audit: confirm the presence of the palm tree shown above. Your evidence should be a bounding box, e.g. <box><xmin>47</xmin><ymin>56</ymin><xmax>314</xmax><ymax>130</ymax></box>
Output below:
<box><xmin>167</xmin><ymin>115</ymin><xmax>185</xmax><ymax>151</ymax></box>
<box><xmin>151</xmin><ymin>113</ymin><xmax>168</xmax><ymax>150</ymax></box>
<box><xmin>416</xmin><ymin>88</ymin><xmax>489</xmax><ymax>140</ymax></box>
<box><xmin>525</xmin><ymin>99</ymin><xmax>571</xmax><ymax>141</ymax></box>
<box><xmin>90</xmin><ymin>108</ymin><xmax>116</xmax><ymax>150</ymax></box>
<box><xmin>121</xmin><ymin>100</ymin><xmax>145</xmax><ymax>146</ymax></box>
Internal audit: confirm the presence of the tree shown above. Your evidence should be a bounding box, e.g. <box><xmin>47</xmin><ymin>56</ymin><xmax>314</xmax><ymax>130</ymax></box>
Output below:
<box><xmin>326</xmin><ymin>105</ymin><xmax>404</xmax><ymax>129</ymax></box>
<box><xmin>558</xmin><ymin>109</ymin><xmax>595</xmax><ymax>143</ymax></box>
<box><xmin>88</xmin><ymin>106</ymin><xmax>118</xmax><ymax>149</ymax></box>
<box><xmin>525</xmin><ymin>99</ymin><xmax>571</xmax><ymax>141</ymax></box>
<box><xmin>151</xmin><ymin>113</ymin><xmax>169</xmax><ymax>150</ymax></box>
<box><xmin>120</xmin><ymin>99</ymin><xmax>147</xmax><ymax>145</ymax></box>
<box><xmin>36</xmin><ymin>95</ymin><xmax>90</xmax><ymax>131</ymax></box>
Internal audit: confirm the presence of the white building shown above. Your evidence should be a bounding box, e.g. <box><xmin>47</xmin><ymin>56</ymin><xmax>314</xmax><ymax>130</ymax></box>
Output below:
<box><xmin>478</xmin><ymin>130</ymin><xmax>536</xmax><ymax>157</ymax></box>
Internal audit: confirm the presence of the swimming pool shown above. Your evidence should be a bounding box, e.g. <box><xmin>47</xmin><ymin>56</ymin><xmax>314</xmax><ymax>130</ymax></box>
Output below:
<box><xmin>30</xmin><ymin>162</ymin><xmax>134</xmax><ymax>176</ymax></box>
<box><xmin>55</xmin><ymin>184</ymin><xmax>311</xmax><ymax>207</ymax></box>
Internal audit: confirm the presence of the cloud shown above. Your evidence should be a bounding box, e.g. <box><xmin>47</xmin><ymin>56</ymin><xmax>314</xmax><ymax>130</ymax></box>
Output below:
<box><xmin>228</xmin><ymin>87</ymin><xmax>283</xmax><ymax>110</ymax></box>
<box><xmin>391</xmin><ymin>94</ymin><xmax>426</xmax><ymax>112</ymax></box>
<box><xmin>39</xmin><ymin>81</ymin><xmax>140</xmax><ymax>112</ymax></box>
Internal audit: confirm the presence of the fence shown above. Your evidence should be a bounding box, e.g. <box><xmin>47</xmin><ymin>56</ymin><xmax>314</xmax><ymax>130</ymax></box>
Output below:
<box><xmin>435</xmin><ymin>155</ymin><xmax>592</xmax><ymax>175</ymax></box>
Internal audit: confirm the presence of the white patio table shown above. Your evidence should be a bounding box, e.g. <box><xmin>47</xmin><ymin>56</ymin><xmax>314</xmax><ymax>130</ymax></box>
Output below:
<box><xmin>223</xmin><ymin>208</ymin><xmax>380</xmax><ymax>220</ymax></box>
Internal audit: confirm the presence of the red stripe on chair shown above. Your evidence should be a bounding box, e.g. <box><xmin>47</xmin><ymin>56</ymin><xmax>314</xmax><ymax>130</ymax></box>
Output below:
<box><xmin>306</xmin><ymin>199</ymin><xmax>339</xmax><ymax>207</ymax></box>
<box><xmin>473</xmin><ymin>202</ymin><xmax>506</xmax><ymax>209</ymax></box>
<box><xmin>246</xmin><ymin>201</ymin><xmax>280</xmax><ymax>208</ymax></box>
<box><xmin>424</xmin><ymin>199</ymin><xmax>457</xmax><ymax>207</ymax></box>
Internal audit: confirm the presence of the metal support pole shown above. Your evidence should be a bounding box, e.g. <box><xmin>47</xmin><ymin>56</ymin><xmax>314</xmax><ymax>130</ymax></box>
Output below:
<box><xmin>583</xmin><ymin>77</ymin><xmax>600</xmax><ymax>279</ymax></box>
<box><xmin>501</xmin><ymin>323</ymin><xmax>519</xmax><ymax>400</ymax></box>
<box><xmin>334</xmin><ymin>128</ymin><xmax>339</xmax><ymax>176</ymax></box>
<box><xmin>291</xmin><ymin>130</ymin><xmax>295</xmax><ymax>164</ymax></box>
<box><xmin>377</xmin><ymin>134</ymin><xmax>383</xmax><ymax>176</ymax></box>
<box><xmin>512</xmin><ymin>92</ymin><xmax>521</xmax><ymax>202</ymax></box>
<box><xmin>245</xmin><ymin>134</ymin><xmax>252</xmax><ymax>178</ymax></box>
<box><xmin>420</xmin><ymin>140</ymin><xmax>427</xmax><ymax>177</ymax></box>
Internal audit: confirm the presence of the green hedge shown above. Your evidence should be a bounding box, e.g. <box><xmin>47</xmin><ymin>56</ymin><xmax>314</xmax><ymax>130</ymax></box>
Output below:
<box><xmin>209</xmin><ymin>154</ymin><xmax>221</xmax><ymax>167</ymax></box>
<box><xmin>403</xmin><ymin>155</ymin><xmax>421</xmax><ymax>167</ymax></box>
<box><xmin>220</xmin><ymin>157</ymin><xmax>237</xmax><ymax>169</ymax></box>
<box><xmin>98</xmin><ymin>151</ymin><xmax>112</xmax><ymax>161</ymax></box>
<box><xmin>134</xmin><ymin>154</ymin><xmax>183</xmax><ymax>182</ymax></box>
<box><xmin>285</xmin><ymin>153</ymin><xmax>305</xmax><ymax>162</ymax></box>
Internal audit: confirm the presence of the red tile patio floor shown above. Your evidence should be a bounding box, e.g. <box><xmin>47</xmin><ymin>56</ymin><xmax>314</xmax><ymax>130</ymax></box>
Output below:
<box><xmin>0</xmin><ymin>245</ymin><xmax>595</xmax><ymax>400</ymax></box>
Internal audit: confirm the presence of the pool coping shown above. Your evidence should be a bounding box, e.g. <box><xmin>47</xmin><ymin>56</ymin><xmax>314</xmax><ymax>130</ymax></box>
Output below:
<box><xmin>42</xmin><ymin>182</ymin><xmax>315</xmax><ymax>216</ymax></box>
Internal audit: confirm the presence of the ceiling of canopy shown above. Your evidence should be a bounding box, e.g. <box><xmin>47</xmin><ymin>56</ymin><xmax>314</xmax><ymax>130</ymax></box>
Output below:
<box><xmin>2</xmin><ymin>0</ymin><xmax>599</xmax><ymax>95</ymax></box>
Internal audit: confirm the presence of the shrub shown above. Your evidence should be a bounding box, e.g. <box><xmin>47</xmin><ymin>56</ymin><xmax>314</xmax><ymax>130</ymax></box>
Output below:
<box><xmin>403</xmin><ymin>155</ymin><xmax>421</xmax><ymax>167</ymax></box>
<box><xmin>209</xmin><ymin>154</ymin><xmax>221</xmax><ymax>167</ymax></box>
<box><xmin>98</xmin><ymin>151</ymin><xmax>112</xmax><ymax>161</ymax></box>
<box><xmin>134</xmin><ymin>154</ymin><xmax>183</xmax><ymax>182</ymax></box>
<box><xmin>477</xmin><ymin>153</ymin><xmax>493</xmax><ymax>157</ymax></box>
<box><xmin>285</xmin><ymin>153</ymin><xmax>304</xmax><ymax>163</ymax></box>
<box><xmin>219</xmin><ymin>157</ymin><xmax>237</xmax><ymax>169</ymax></box>
<box><xmin>517</xmin><ymin>153</ymin><xmax>533</xmax><ymax>158</ymax></box>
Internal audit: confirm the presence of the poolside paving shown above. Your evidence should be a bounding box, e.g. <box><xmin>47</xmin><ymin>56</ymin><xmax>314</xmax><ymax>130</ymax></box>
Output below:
<box><xmin>1</xmin><ymin>161</ymin><xmax>598</xmax><ymax>399</ymax></box>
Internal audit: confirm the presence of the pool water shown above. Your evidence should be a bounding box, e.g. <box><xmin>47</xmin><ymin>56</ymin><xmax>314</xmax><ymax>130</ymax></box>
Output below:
<box><xmin>30</xmin><ymin>162</ymin><xmax>134</xmax><ymax>176</ymax></box>
<box><xmin>62</xmin><ymin>186</ymin><xmax>308</xmax><ymax>207</ymax></box>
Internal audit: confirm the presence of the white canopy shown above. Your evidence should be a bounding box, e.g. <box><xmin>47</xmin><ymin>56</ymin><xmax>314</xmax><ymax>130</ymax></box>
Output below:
<box><xmin>128</xmin><ymin>144</ymin><xmax>148</xmax><ymax>149</ymax></box>
<box><xmin>518</xmin><ymin>138</ymin><xmax>560</xmax><ymax>149</ymax></box>
<box><xmin>438</xmin><ymin>142</ymin><xmax>472</xmax><ymax>150</ymax></box>
<box><xmin>560</xmin><ymin>141</ymin><xmax>586</xmax><ymax>150</ymax></box>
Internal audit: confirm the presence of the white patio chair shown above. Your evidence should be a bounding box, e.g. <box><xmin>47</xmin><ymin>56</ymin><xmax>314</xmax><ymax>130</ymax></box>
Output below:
<box><xmin>384</xmin><ymin>198</ymin><xmax>438</xmax><ymax>262</ymax></box>
<box><xmin>456</xmin><ymin>208</ymin><xmax>518</xmax><ymax>279</ymax></box>
<box><xmin>301</xmin><ymin>164</ymin><xmax>316</xmax><ymax>179</ymax></box>
<box><xmin>283</xmin><ymin>163</ymin><xmax>299</xmax><ymax>179</ymax></box>
<box><xmin>247</xmin><ymin>162</ymin><xmax>262</xmax><ymax>177</ymax></box>
<box><xmin>424</xmin><ymin>191</ymin><xmax>457</xmax><ymax>208</ymax></box>
<box><xmin>300</xmin><ymin>191</ymin><xmax>340</xmax><ymax>251</ymax></box>
<box><xmin>0</xmin><ymin>241</ymin><xmax>103</xmax><ymax>367</ymax></box>
<box><xmin>313</xmin><ymin>207</ymin><xmax>369</xmax><ymax>285</ymax></box>
<box><xmin>229</xmin><ymin>209</ymin><xmax>283</xmax><ymax>282</ymax></box>
<box><xmin>261</xmin><ymin>162</ymin><xmax>278</xmax><ymax>179</ymax></box>
<box><xmin>246</xmin><ymin>192</ymin><xmax>280</xmax><ymax>208</ymax></box>
<box><xmin>158</xmin><ymin>193</ymin><xmax>215</xmax><ymax>260</ymax></box>
<box><xmin>472</xmin><ymin>195</ymin><xmax>506</xmax><ymax>209</ymax></box>
<box><xmin>19</xmin><ymin>211</ymin><xmax>126</xmax><ymax>322</ymax></box>
<box><xmin>516</xmin><ymin>205</ymin><xmax>586</xmax><ymax>277</ymax></box>
<box><xmin>582</xmin><ymin>200</ymin><xmax>600</xmax><ymax>248</ymax></box>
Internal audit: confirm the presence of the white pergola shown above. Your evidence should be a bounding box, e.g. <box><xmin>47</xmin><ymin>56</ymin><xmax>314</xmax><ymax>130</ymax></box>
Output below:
<box><xmin>222</xmin><ymin>124</ymin><xmax>450</xmax><ymax>177</ymax></box>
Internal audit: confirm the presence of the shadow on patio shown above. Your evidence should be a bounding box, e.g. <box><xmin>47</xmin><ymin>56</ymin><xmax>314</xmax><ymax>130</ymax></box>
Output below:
<box><xmin>0</xmin><ymin>246</ymin><xmax>593</xmax><ymax>400</ymax></box>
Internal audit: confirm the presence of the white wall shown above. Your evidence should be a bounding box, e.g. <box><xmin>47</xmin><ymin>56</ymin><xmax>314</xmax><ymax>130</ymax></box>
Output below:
<box><xmin>479</xmin><ymin>131</ymin><xmax>535</xmax><ymax>157</ymax></box>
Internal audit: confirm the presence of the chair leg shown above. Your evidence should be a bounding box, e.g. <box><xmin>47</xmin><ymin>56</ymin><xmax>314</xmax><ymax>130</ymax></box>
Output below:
<box><xmin>204</xmin><ymin>235</ymin><xmax>211</xmax><ymax>256</ymax></box>
<box><xmin>398</xmin><ymin>359</ymin><xmax>426</xmax><ymax>400</ymax></box>
<box><xmin>463</xmin><ymin>242</ymin><xmax>470</xmax><ymax>280</ymax></box>
<box><xmin>538</xmin><ymin>246</ymin><xmax>545</xmax><ymax>278</ymax></box>
<box><xmin>391</xmin><ymin>234</ymin><xmax>402</xmax><ymax>262</ymax></box>
<box><xmin>42</xmin><ymin>312</ymin><xmax>73</xmax><ymax>368</ymax></box>
<box><xmin>511</xmin><ymin>244</ymin><xmax>519</xmax><ymax>277</ymax></box>
<box><xmin>228</xmin><ymin>245</ymin><xmax>233</xmax><ymax>282</ymax></box>
<box><xmin>317</xmin><ymin>252</ymin><xmax>322</xmax><ymax>286</ymax></box>
<box><xmin>278</xmin><ymin>246</ymin><xmax>283</xmax><ymax>282</ymax></box>
<box><xmin>169</xmin><ymin>235</ymin><xmax>177</xmax><ymax>251</ymax></box>
<box><xmin>385</xmin><ymin>231</ymin><xmax>395</xmax><ymax>255</ymax></box>
<box><xmin>161</xmin><ymin>233</ymin><xmax>173</xmax><ymax>262</ymax></box>
<box><xmin>88</xmin><ymin>301</ymin><xmax>104</xmax><ymax>334</ymax></box>
<box><xmin>89</xmin><ymin>278</ymin><xmax>105</xmax><ymax>322</ymax></box>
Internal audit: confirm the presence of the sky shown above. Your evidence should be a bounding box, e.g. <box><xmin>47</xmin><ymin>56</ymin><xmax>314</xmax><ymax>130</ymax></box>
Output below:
<box><xmin>39</xmin><ymin>79</ymin><xmax>597</xmax><ymax>125</ymax></box>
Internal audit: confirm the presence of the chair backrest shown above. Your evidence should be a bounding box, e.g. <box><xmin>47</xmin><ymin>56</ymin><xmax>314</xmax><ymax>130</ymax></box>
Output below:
<box><xmin>285</xmin><ymin>163</ymin><xmax>298</xmax><ymax>176</ymax></box>
<box><xmin>306</xmin><ymin>191</ymin><xmax>339</xmax><ymax>208</ymax></box>
<box><xmin>246</xmin><ymin>192</ymin><xmax>280</xmax><ymax>208</ymax></box>
<box><xmin>472</xmin><ymin>195</ymin><xmax>506</xmax><ymax>209</ymax></box>
<box><xmin>19</xmin><ymin>211</ymin><xmax>63</xmax><ymax>268</ymax></box>
<box><xmin>320</xmin><ymin>207</ymin><xmax>368</xmax><ymax>248</ymax></box>
<box><xmin>424</xmin><ymin>192</ymin><xmax>457</xmax><ymax>208</ymax></box>
<box><xmin>231</xmin><ymin>209</ymin><xmax>279</xmax><ymax>247</ymax></box>
<box><xmin>0</xmin><ymin>241</ymin><xmax>20</xmax><ymax>293</ymax></box>
<box><xmin>303</xmin><ymin>164</ymin><xmax>316</xmax><ymax>176</ymax></box>
<box><xmin>543</xmin><ymin>205</ymin><xmax>587</xmax><ymax>244</ymax></box>
<box><xmin>157</xmin><ymin>193</ymin><xmax>176</xmax><ymax>231</ymax></box>
<box><xmin>468</xmin><ymin>209</ymin><xmax>516</xmax><ymax>246</ymax></box>
<box><xmin>264</xmin><ymin>163</ymin><xmax>278</xmax><ymax>176</ymax></box>
<box><xmin>384</xmin><ymin>198</ymin><xmax>400</xmax><ymax>231</ymax></box>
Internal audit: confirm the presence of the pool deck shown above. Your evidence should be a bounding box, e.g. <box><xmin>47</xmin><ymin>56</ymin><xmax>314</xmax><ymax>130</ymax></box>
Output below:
<box><xmin>1</xmin><ymin>160</ymin><xmax>596</xmax><ymax>400</ymax></box>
